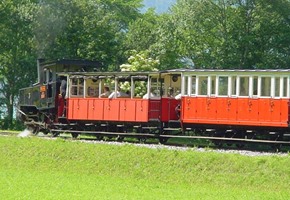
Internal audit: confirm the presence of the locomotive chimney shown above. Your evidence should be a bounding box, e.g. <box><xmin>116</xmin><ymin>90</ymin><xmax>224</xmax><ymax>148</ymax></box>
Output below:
<box><xmin>37</xmin><ymin>58</ymin><xmax>45</xmax><ymax>83</ymax></box>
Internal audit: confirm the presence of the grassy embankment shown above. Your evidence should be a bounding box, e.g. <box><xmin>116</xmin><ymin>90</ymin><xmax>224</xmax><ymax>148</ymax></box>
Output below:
<box><xmin>0</xmin><ymin>135</ymin><xmax>290</xmax><ymax>199</ymax></box>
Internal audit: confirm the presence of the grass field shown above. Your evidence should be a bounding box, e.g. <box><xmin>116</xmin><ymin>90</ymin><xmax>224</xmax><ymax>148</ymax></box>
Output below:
<box><xmin>0</xmin><ymin>135</ymin><xmax>290</xmax><ymax>199</ymax></box>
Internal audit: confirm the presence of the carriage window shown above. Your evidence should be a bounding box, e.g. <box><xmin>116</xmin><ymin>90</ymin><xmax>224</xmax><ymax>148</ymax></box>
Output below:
<box><xmin>86</xmin><ymin>78</ymin><xmax>99</xmax><ymax>97</ymax></box>
<box><xmin>151</xmin><ymin>78</ymin><xmax>162</xmax><ymax>97</ymax></box>
<box><xmin>198</xmin><ymin>76</ymin><xmax>207</xmax><ymax>95</ymax></box>
<box><xmin>253</xmin><ymin>76</ymin><xmax>258</xmax><ymax>96</ymax></box>
<box><xmin>261</xmin><ymin>77</ymin><xmax>271</xmax><ymax>97</ymax></box>
<box><xmin>184</xmin><ymin>76</ymin><xmax>188</xmax><ymax>96</ymax></box>
<box><xmin>191</xmin><ymin>76</ymin><xmax>196</xmax><ymax>95</ymax></box>
<box><xmin>71</xmin><ymin>78</ymin><xmax>84</xmax><ymax>96</ymax></box>
<box><xmin>231</xmin><ymin>76</ymin><xmax>237</xmax><ymax>96</ymax></box>
<box><xmin>275</xmin><ymin>77</ymin><xmax>280</xmax><ymax>97</ymax></box>
<box><xmin>211</xmin><ymin>76</ymin><xmax>216</xmax><ymax>96</ymax></box>
<box><xmin>218</xmin><ymin>76</ymin><xmax>228</xmax><ymax>96</ymax></box>
<box><xmin>43</xmin><ymin>68</ymin><xmax>53</xmax><ymax>84</ymax></box>
<box><xmin>282</xmin><ymin>77</ymin><xmax>288</xmax><ymax>97</ymax></box>
<box><xmin>239</xmin><ymin>77</ymin><xmax>249</xmax><ymax>96</ymax></box>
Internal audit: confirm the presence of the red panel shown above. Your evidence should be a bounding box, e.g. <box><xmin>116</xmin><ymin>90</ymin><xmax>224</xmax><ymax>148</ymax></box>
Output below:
<box><xmin>258</xmin><ymin>99</ymin><xmax>271</xmax><ymax>123</ymax></box>
<box><xmin>119</xmin><ymin>99</ymin><xmax>136</xmax><ymax>121</ymax></box>
<box><xmin>195</xmin><ymin>97</ymin><xmax>208</xmax><ymax>121</ymax></box>
<box><xmin>206</xmin><ymin>97</ymin><xmax>217</xmax><ymax>120</ymax></box>
<box><xmin>161</xmin><ymin>98</ymin><xmax>180</xmax><ymax>122</ymax></box>
<box><xmin>268</xmin><ymin>99</ymin><xmax>288</xmax><ymax>126</ymax></box>
<box><xmin>216</xmin><ymin>98</ymin><xmax>229</xmax><ymax>121</ymax></box>
<box><xmin>67</xmin><ymin>98</ymin><xmax>73</xmax><ymax>119</ymax></box>
<box><xmin>236</xmin><ymin>98</ymin><xmax>249</xmax><ymax>122</ymax></box>
<box><xmin>248</xmin><ymin>99</ymin><xmax>259</xmax><ymax>122</ymax></box>
<box><xmin>87</xmin><ymin>99</ymin><xmax>104</xmax><ymax>120</ymax></box>
<box><xmin>104</xmin><ymin>100</ymin><xmax>119</xmax><ymax>121</ymax></box>
<box><xmin>148</xmin><ymin>99</ymin><xmax>161</xmax><ymax>120</ymax></box>
<box><xmin>227</xmin><ymin>98</ymin><xmax>237</xmax><ymax>122</ymax></box>
<box><xmin>136</xmin><ymin>100</ymin><xmax>149</xmax><ymax>122</ymax></box>
<box><xmin>67</xmin><ymin>98</ymin><xmax>88</xmax><ymax>120</ymax></box>
<box><xmin>182</xmin><ymin>97</ymin><xmax>194</xmax><ymax>120</ymax></box>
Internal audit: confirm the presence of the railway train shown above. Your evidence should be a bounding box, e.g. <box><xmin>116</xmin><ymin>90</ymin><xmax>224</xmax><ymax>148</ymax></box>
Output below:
<box><xmin>18</xmin><ymin>59</ymin><xmax>290</xmax><ymax>149</ymax></box>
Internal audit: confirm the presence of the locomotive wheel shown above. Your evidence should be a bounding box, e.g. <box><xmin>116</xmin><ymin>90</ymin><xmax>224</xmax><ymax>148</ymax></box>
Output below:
<box><xmin>51</xmin><ymin>132</ymin><xmax>59</xmax><ymax>137</ymax></box>
<box><xmin>159</xmin><ymin>138</ymin><xmax>168</xmax><ymax>144</ymax></box>
<box><xmin>71</xmin><ymin>133</ymin><xmax>79</xmax><ymax>139</ymax></box>
<box><xmin>31</xmin><ymin>126</ymin><xmax>39</xmax><ymax>135</ymax></box>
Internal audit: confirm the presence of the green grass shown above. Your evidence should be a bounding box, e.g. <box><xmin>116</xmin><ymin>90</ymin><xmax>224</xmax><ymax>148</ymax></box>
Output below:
<box><xmin>0</xmin><ymin>136</ymin><xmax>290</xmax><ymax>199</ymax></box>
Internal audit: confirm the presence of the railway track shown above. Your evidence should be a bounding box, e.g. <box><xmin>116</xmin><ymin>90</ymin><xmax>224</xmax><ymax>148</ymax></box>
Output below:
<box><xmin>5</xmin><ymin>130</ymin><xmax>290</xmax><ymax>153</ymax></box>
<box><xmin>2</xmin><ymin>129</ymin><xmax>289</xmax><ymax>154</ymax></box>
<box><xmin>47</xmin><ymin>128</ymin><xmax>290</xmax><ymax>151</ymax></box>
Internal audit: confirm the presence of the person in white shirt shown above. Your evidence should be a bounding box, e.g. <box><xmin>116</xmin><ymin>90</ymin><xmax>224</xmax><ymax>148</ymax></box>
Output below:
<box><xmin>143</xmin><ymin>88</ymin><xmax>156</xmax><ymax>99</ymax></box>
<box><xmin>108</xmin><ymin>87</ymin><xmax>129</xmax><ymax>99</ymax></box>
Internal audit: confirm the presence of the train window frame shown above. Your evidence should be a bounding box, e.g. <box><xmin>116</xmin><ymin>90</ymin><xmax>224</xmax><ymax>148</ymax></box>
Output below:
<box><xmin>69</xmin><ymin>77</ymin><xmax>84</xmax><ymax>97</ymax></box>
<box><xmin>190</xmin><ymin>76</ymin><xmax>196</xmax><ymax>96</ymax></box>
<box><xmin>230</xmin><ymin>76</ymin><xmax>237</xmax><ymax>97</ymax></box>
<box><xmin>274</xmin><ymin>77</ymin><xmax>280</xmax><ymax>98</ymax></box>
<box><xmin>150</xmin><ymin>77</ymin><xmax>162</xmax><ymax>98</ymax></box>
<box><xmin>86</xmin><ymin>78</ymin><xmax>99</xmax><ymax>98</ymax></box>
<box><xmin>260</xmin><ymin>76</ymin><xmax>271</xmax><ymax>98</ymax></box>
<box><xmin>251</xmin><ymin>76</ymin><xmax>258</xmax><ymax>98</ymax></box>
<box><xmin>43</xmin><ymin>68</ymin><xmax>53</xmax><ymax>85</ymax></box>
<box><xmin>217</xmin><ymin>76</ymin><xmax>228</xmax><ymax>97</ymax></box>
<box><xmin>238</xmin><ymin>76</ymin><xmax>249</xmax><ymax>97</ymax></box>
<box><xmin>209</xmin><ymin>76</ymin><xmax>216</xmax><ymax>97</ymax></box>
<box><xmin>280</xmin><ymin>76</ymin><xmax>289</xmax><ymax>98</ymax></box>
<box><xmin>197</xmin><ymin>76</ymin><xmax>208</xmax><ymax>96</ymax></box>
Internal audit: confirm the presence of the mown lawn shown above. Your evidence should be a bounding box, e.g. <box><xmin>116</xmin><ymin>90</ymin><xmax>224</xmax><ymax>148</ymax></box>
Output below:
<box><xmin>0</xmin><ymin>136</ymin><xmax>290</xmax><ymax>199</ymax></box>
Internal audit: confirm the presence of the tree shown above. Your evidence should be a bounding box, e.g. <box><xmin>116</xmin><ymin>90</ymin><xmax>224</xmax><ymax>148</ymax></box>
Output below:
<box><xmin>170</xmin><ymin>0</ymin><xmax>290</xmax><ymax>69</ymax></box>
<box><xmin>33</xmin><ymin>0</ymin><xmax>143</xmax><ymax>70</ymax></box>
<box><xmin>0</xmin><ymin>0</ymin><xmax>37</xmax><ymax>129</ymax></box>
<box><xmin>120</xmin><ymin>50</ymin><xmax>159</xmax><ymax>71</ymax></box>
<box><xmin>124</xmin><ymin>9</ymin><xmax>183</xmax><ymax>69</ymax></box>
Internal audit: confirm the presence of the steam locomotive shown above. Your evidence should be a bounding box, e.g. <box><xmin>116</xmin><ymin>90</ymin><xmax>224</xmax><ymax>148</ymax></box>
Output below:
<box><xmin>18</xmin><ymin>59</ymin><xmax>290</xmax><ymax>148</ymax></box>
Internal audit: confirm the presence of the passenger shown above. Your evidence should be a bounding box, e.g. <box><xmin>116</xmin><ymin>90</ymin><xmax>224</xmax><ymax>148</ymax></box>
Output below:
<box><xmin>108</xmin><ymin>87</ymin><xmax>129</xmax><ymax>98</ymax></box>
<box><xmin>167</xmin><ymin>87</ymin><xmax>174</xmax><ymax>98</ymax></box>
<box><xmin>100</xmin><ymin>86</ymin><xmax>111</xmax><ymax>98</ymax></box>
<box><xmin>175</xmin><ymin>93</ymin><xmax>182</xmax><ymax>100</ymax></box>
<box><xmin>60</xmin><ymin>77</ymin><xmax>67</xmax><ymax>98</ymax></box>
<box><xmin>143</xmin><ymin>88</ymin><xmax>155</xmax><ymax>99</ymax></box>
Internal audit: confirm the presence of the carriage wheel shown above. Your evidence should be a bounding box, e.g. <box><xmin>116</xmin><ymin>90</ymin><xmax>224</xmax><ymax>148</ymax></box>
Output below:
<box><xmin>236</xmin><ymin>143</ymin><xmax>245</xmax><ymax>149</ymax></box>
<box><xmin>96</xmin><ymin>135</ymin><xmax>104</xmax><ymax>140</ymax></box>
<box><xmin>138</xmin><ymin>137</ymin><xmax>146</xmax><ymax>143</ymax></box>
<box><xmin>117</xmin><ymin>136</ymin><xmax>125</xmax><ymax>142</ymax></box>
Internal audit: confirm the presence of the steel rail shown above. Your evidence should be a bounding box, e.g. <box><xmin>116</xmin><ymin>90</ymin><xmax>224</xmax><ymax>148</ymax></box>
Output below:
<box><xmin>50</xmin><ymin>129</ymin><xmax>290</xmax><ymax>145</ymax></box>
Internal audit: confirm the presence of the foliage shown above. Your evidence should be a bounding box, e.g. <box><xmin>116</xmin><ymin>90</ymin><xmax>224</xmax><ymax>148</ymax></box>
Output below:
<box><xmin>119</xmin><ymin>50</ymin><xmax>159</xmax><ymax>96</ymax></box>
<box><xmin>1</xmin><ymin>136</ymin><xmax>290</xmax><ymax>199</ymax></box>
<box><xmin>33</xmin><ymin>0</ymin><xmax>143</xmax><ymax>70</ymax></box>
<box><xmin>120</xmin><ymin>50</ymin><xmax>159</xmax><ymax>71</ymax></box>
<box><xmin>169</xmin><ymin>0</ymin><xmax>290</xmax><ymax>69</ymax></box>
<box><xmin>0</xmin><ymin>0</ymin><xmax>38</xmax><ymax>129</ymax></box>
